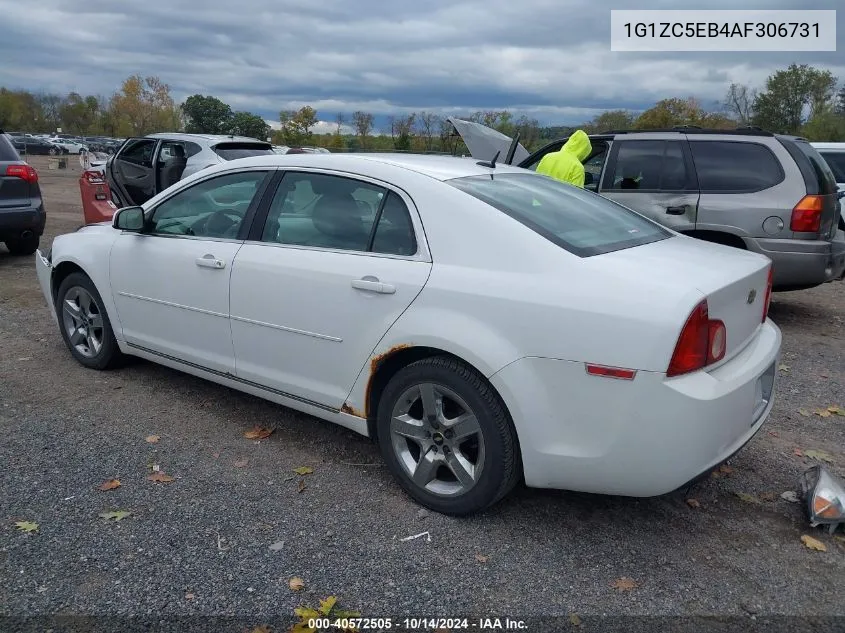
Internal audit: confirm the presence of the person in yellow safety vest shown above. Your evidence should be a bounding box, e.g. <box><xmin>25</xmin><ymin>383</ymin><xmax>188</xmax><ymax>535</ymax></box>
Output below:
<box><xmin>536</xmin><ymin>129</ymin><xmax>592</xmax><ymax>187</ymax></box>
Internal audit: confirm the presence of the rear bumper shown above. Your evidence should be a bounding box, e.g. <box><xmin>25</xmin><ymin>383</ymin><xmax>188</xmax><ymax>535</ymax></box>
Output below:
<box><xmin>489</xmin><ymin>321</ymin><xmax>782</xmax><ymax>497</ymax></box>
<box><xmin>35</xmin><ymin>249</ymin><xmax>57</xmax><ymax>324</ymax></box>
<box><xmin>0</xmin><ymin>204</ymin><xmax>46</xmax><ymax>239</ymax></box>
<box><xmin>750</xmin><ymin>232</ymin><xmax>845</xmax><ymax>289</ymax></box>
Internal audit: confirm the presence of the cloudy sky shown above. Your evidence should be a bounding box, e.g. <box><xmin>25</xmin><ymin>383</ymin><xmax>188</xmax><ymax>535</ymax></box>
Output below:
<box><xmin>0</xmin><ymin>0</ymin><xmax>842</xmax><ymax>129</ymax></box>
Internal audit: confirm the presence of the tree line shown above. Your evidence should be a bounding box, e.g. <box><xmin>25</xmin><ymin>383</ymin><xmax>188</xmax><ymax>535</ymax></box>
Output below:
<box><xmin>2</xmin><ymin>64</ymin><xmax>844</xmax><ymax>154</ymax></box>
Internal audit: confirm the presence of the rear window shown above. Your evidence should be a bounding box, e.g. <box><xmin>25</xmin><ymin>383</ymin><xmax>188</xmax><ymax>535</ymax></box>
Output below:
<box><xmin>818</xmin><ymin>151</ymin><xmax>845</xmax><ymax>183</ymax></box>
<box><xmin>689</xmin><ymin>141</ymin><xmax>783</xmax><ymax>192</ymax></box>
<box><xmin>0</xmin><ymin>133</ymin><xmax>21</xmax><ymax>161</ymax></box>
<box><xmin>448</xmin><ymin>173</ymin><xmax>670</xmax><ymax>257</ymax></box>
<box><xmin>212</xmin><ymin>142</ymin><xmax>274</xmax><ymax>161</ymax></box>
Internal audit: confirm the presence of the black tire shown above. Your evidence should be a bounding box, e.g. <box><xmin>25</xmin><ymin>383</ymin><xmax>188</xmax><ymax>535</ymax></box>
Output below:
<box><xmin>376</xmin><ymin>356</ymin><xmax>521</xmax><ymax>516</ymax></box>
<box><xmin>48</xmin><ymin>147</ymin><xmax>57</xmax><ymax>156</ymax></box>
<box><xmin>56</xmin><ymin>272</ymin><xmax>125</xmax><ymax>370</ymax></box>
<box><xmin>4</xmin><ymin>235</ymin><xmax>39</xmax><ymax>256</ymax></box>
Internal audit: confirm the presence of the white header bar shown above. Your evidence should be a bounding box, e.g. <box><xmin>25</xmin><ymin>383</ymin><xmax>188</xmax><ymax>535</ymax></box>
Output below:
<box><xmin>610</xmin><ymin>10</ymin><xmax>836</xmax><ymax>52</ymax></box>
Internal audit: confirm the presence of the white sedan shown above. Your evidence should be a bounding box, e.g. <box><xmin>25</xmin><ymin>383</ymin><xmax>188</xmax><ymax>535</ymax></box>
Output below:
<box><xmin>48</xmin><ymin>138</ymin><xmax>88</xmax><ymax>154</ymax></box>
<box><xmin>35</xmin><ymin>153</ymin><xmax>781</xmax><ymax>515</ymax></box>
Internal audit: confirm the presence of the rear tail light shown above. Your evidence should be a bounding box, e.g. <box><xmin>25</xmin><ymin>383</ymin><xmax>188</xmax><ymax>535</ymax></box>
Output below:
<box><xmin>5</xmin><ymin>164</ymin><xmax>38</xmax><ymax>183</ymax></box>
<box><xmin>667</xmin><ymin>300</ymin><xmax>726</xmax><ymax>377</ymax></box>
<box><xmin>790</xmin><ymin>195</ymin><xmax>823</xmax><ymax>232</ymax></box>
<box><xmin>762</xmin><ymin>265</ymin><xmax>773</xmax><ymax>323</ymax></box>
<box><xmin>83</xmin><ymin>169</ymin><xmax>104</xmax><ymax>184</ymax></box>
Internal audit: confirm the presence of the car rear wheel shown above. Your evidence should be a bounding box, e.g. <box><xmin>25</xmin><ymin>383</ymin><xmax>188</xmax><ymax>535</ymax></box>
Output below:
<box><xmin>48</xmin><ymin>147</ymin><xmax>57</xmax><ymax>156</ymax></box>
<box><xmin>376</xmin><ymin>356</ymin><xmax>520</xmax><ymax>515</ymax></box>
<box><xmin>56</xmin><ymin>272</ymin><xmax>125</xmax><ymax>370</ymax></box>
<box><xmin>4</xmin><ymin>235</ymin><xmax>39</xmax><ymax>256</ymax></box>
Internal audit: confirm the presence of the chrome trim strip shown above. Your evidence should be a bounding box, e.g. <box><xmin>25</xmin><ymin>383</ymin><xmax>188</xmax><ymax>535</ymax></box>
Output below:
<box><xmin>126</xmin><ymin>342</ymin><xmax>337</xmax><ymax>413</ymax></box>
<box><xmin>230</xmin><ymin>314</ymin><xmax>342</xmax><ymax>342</ymax></box>
<box><xmin>116</xmin><ymin>292</ymin><xmax>228</xmax><ymax>319</ymax></box>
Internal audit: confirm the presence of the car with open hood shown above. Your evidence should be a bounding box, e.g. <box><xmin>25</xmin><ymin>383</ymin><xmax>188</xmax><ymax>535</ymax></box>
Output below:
<box><xmin>450</xmin><ymin>119</ymin><xmax>845</xmax><ymax>292</ymax></box>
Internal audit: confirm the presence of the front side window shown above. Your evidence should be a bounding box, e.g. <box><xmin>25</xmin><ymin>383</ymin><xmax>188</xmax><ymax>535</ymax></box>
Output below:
<box><xmin>689</xmin><ymin>141</ymin><xmax>784</xmax><ymax>192</ymax></box>
<box><xmin>605</xmin><ymin>140</ymin><xmax>691</xmax><ymax>191</ymax></box>
<box><xmin>149</xmin><ymin>171</ymin><xmax>268</xmax><ymax>238</ymax></box>
<box><xmin>261</xmin><ymin>172</ymin><xmax>416</xmax><ymax>255</ymax></box>
<box><xmin>449</xmin><ymin>172</ymin><xmax>669</xmax><ymax>257</ymax></box>
<box><xmin>120</xmin><ymin>139</ymin><xmax>157</xmax><ymax>168</ymax></box>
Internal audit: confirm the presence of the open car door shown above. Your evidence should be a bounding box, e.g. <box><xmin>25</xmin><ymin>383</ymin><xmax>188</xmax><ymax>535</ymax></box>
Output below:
<box><xmin>447</xmin><ymin>118</ymin><xmax>530</xmax><ymax>165</ymax></box>
<box><xmin>106</xmin><ymin>137</ymin><xmax>160</xmax><ymax>206</ymax></box>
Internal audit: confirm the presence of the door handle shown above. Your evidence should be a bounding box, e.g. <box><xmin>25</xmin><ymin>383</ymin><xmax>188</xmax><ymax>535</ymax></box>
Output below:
<box><xmin>351</xmin><ymin>277</ymin><xmax>396</xmax><ymax>294</ymax></box>
<box><xmin>666</xmin><ymin>205</ymin><xmax>687</xmax><ymax>215</ymax></box>
<box><xmin>195</xmin><ymin>254</ymin><xmax>226</xmax><ymax>269</ymax></box>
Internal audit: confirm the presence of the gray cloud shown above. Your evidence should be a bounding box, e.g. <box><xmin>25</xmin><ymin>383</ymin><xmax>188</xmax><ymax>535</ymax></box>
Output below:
<box><xmin>0</xmin><ymin>0</ymin><xmax>842</xmax><ymax>124</ymax></box>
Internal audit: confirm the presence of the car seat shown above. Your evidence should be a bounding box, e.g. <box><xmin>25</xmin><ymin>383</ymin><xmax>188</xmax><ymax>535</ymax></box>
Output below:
<box><xmin>160</xmin><ymin>145</ymin><xmax>187</xmax><ymax>190</ymax></box>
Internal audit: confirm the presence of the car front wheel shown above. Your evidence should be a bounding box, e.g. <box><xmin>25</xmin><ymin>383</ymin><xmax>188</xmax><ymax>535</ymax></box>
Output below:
<box><xmin>376</xmin><ymin>356</ymin><xmax>521</xmax><ymax>515</ymax></box>
<box><xmin>56</xmin><ymin>272</ymin><xmax>125</xmax><ymax>370</ymax></box>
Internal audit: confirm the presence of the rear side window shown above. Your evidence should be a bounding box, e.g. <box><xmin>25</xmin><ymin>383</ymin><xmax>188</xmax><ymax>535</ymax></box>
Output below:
<box><xmin>212</xmin><ymin>142</ymin><xmax>275</xmax><ymax>161</ymax></box>
<box><xmin>604</xmin><ymin>140</ymin><xmax>693</xmax><ymax>191</ymax></box>
<box><xmin>0</xmin><ymin>134</ymin><xmax>21</xmax><ymax>161</ymax></box>
<box><xmin>449</xmin><ymin>173</ymin><xmax>670</xmax><ymax>257</ymax></box>
<box><xmin>819</xmin><ymin>151</ymin><xmax>845</xmax><ymax>183</ymax></box>
<box><xmin>689</xmin><ymin>141</ymin><xmax>784</xmax><ymax>193</ymax></box>
<box><xmin>796</xmin><ymin>143</ymin><xmax>838</xmax><ymax>195</ymax></box>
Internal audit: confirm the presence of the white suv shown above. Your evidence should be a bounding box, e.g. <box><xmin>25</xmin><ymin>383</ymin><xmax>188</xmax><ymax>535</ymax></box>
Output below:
<box><xmin>813</xmin><ymin>142</ymin><xmax>845</xmax><ymax>229</ymax></box>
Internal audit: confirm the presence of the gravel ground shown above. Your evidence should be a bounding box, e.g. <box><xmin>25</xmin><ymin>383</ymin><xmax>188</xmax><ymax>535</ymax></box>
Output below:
<box><xmin>1</xmin><ymin>157</ymin><xmax>844</xmax><ymax>631</ymax></box>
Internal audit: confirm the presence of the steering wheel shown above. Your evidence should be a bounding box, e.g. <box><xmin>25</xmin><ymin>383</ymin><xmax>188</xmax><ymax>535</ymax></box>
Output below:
<box><xmin>192</xmin><ymin>209</ymin><xmax>245</xmax><ymax>238</ymax></box>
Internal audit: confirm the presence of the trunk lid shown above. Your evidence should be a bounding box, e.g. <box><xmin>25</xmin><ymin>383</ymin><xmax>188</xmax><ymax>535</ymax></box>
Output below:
<box><xmin>0</xmin><ymin>161</ymin><xmax>34</xmax><ymax>209</ymax></box>
<box><xmin>597</xmin><ymin>236</ymin><xmax>772</xmax><ymax>361</ymax></box>
<box><xmin>447</xmin><ymin>118</ymin><xmax>530</xmax><ymax>165</ymax></box>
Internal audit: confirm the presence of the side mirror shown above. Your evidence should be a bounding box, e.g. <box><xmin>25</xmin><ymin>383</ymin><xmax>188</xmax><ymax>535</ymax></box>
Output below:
<box><xmin>113</xmin><ymin>206</ymin><xmax>145</xmax><ymax>232</ymax></box>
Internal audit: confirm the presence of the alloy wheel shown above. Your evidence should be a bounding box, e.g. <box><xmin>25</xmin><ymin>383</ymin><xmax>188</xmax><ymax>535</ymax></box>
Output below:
<box><xmin>61</xmin><ymin>286</ymin><xmax>105</xmax><ymax>358</ymax></box>
<box><xmin>389</xmin><ymin>382</ymin><xmax>486</xmax><ymax>497</ymax></box>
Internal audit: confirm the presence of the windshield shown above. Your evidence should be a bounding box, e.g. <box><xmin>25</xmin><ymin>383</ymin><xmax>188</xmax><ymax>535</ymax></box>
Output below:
<box><xmin>448</xmin><ymin>172</ymin><xmax>670</xmax><ymax>256</ymax></box>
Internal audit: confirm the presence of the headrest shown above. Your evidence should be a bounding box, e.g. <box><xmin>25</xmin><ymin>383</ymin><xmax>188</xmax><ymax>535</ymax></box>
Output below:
<box><xmin>312</xmin><ymin>194</ymin><xmax>366</xmax><ymax>239</ymax></box>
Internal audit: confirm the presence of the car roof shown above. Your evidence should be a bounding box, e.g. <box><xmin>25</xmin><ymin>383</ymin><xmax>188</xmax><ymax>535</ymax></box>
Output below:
<box><xmin>193</xmin><ymin>152</ymin><xmax>527</xmax><ymax>182</ymax></box>
<box><xmin>811</xmin><ymin>142</ymin><xmax>845</xmax><ymax>150</ymax></box>
<box><xmin>146</xmin><ymin>132</ymin><xmax>270</xmax><ymax>144</ymax></box>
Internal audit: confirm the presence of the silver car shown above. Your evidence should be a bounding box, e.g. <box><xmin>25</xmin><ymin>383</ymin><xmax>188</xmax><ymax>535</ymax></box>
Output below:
<box><xmin>452</xmin><ymin>119</ymin><xmax>845</xmax><ymax>291</ymax></box>
<box><xmin>104</xmin><ymin>133</ymin><xmax>275</xmax><ymax>208</ymax></box>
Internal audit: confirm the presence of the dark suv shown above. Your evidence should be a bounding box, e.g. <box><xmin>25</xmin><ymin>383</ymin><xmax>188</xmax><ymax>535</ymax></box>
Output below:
<box><xmin>0</xmin><ymin>131</ymin><xmax>45</xmax><ymax>256</ymax></box>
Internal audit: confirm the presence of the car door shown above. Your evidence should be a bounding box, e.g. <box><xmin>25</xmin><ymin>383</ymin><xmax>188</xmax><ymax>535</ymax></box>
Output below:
<box><xmin>521</xmin><ymin>137</ymin><xmax>613</xmax><ymax>192</ymax></box>
<box><xmin>599</xmin><ymin>136</ymin><xmax>700</xmax><ymax>232</ymax></box>
<box><xmin>109</xmin><ymin>168</ymin><xmax>273</xmax><ymax>373</ymax></box>
<box><xmin>229</xmin><ymin>169</ymin><xmax>432</xmax><ymax>409</ymax></box>
<box><xmin>108</xmin><ymin>138</ymin><xmax>159</xmax><ymax>206</ymax></box>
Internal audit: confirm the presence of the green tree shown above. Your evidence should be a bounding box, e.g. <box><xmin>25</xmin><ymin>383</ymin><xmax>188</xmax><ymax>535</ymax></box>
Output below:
<box><xmin>388</xmin><ymin>113</ymin><xmax>415</xmax><ymax>150</ymax></box>
<box><xmin>635</xmin><ymin>97</ymin><xmax>706</xmax><ymax>129</ymax></box>
<box><xmin>109</xmin><ymin>75</ymin><xmax>181</xmax><ymax>136</ymax></box>
<box><xmin>181</xmin><ymin>95</ymin><xmax>233</xmax><ymax>134</ymax></box>
<box><xmin>752</xmin><ymin>64</ymin><xmax>838</xmax><ymax>134</ymax></box>
<box><xmin>587</xmin><ymin>109</ymin><xmax>637</xmax><ymax>133</ymax></box>
<box><xmin>352</xmin><ymin>111</ymin><xmax>374</xmax><ymax>147</ymax></box>
<box><xmin>59</xmin><ymin>92</ymin><xmax>97</xmax><ymax>134</ymax></box>
<box><xmin>230</xmin><ymin>111</ymin><xmax>270</xmax><ymax>140</ymax></box>
<box><xmin>801</xmin><ymin>105</ymin><xmax>845</xmax><ymax>141</ymax></box>
<box><xmin>279</xmin><ymin>106</ymin><xmax>318</xmax><ymax>145</ymax></box>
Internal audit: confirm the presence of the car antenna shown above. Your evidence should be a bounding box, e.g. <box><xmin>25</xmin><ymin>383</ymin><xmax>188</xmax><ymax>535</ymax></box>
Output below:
<box><xmin>504</xmin><ymin>131</ymin><xmax>521</xmax><ymax>165</ymax></box>
<box><xmin>477</xmin><ymin>150</ymin><xmax>500</xmax><ymax>169</ymax></box>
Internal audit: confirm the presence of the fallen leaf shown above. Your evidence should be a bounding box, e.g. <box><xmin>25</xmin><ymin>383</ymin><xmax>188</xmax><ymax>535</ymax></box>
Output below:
<box><xmin>793</xmin><ymin>448</ymin><xmax>804</xmax><ymax>457</ymax></box>
<box><xmin>827</xmin><ymin>405</ymin><xmax>845</xmax><ymax>416</ymax></box>
<box><xmin>298</xmin><ymin>479</ymin><xmax>307</xmax><ymax>493</ymax></box>
<box><xmin>145</xmin><ymin>435</ymin><xmax>160</xmax><ymax>444</ymax></box>
<box><xmin>288</xmin><ymin>577</ymin><xmax>305</xmax><ymax>591</ymax></box>
<box><xmin>146</xmin><ymin>472</ymin><xmax>175</xmax><ymax>484</ymax></box>
<box><xmin>778</xmin><ymin>364</ymin><xmax>790</xmax><ymax>372</ymax></box>
<box><xmin>319</xmin><ymin>596</ymin><xmax>337</xmax><ymax>616</ymax></box>
<box><xmin>243</xmin><ymin>426</ymin><xmax>274</xmax><ymax>440</ymax></box>
<box><xmin>768</xmin><ymin>430</ymin><xmax>780</xmax><ymax>437</ymax></box>
<box><xmin>212</xmin><ymin>452</ymin><xmax>220</xmax><ymax>459</ymax></box>
<box><xmin>781</xmin><ymin>491</ymin><xmax>799</xmax><ymax>503</ymax></box>
<box><xmin>760</xmin><ymin>492</ymin><xmax>776</xmax><ymax>502</ymax></box>
<box><xmin>611</xmin><ymin>577</ymin><xmax>638</xmax><ymax>592</ymax></box>
<box><xmin>234</xmin><ymin>458</ymin><xmax>249</xmax><ymax>468</ymax></box>
<box><xmin>800</xmin><ymin>535</ymin><xmax>827</xmax><ymax>552</ymax></box>
<box><xmin>98</xmin><ymin>479</ymin><xmax>121</xmax><ymax>491</ymax></box>
<box><xmin>719</xmin><ymin>464</ymin><xmax>734</xmax><ymax>475</ymax></box>
<box><xmin>475</xmin><ymin>554</ymin><xmax>489</xmax><ymax>563</ymax></box>
<box><xmin>14</xmin><ymin>521</ymin><xmax>38</xmax><ymax>533</ymax></box>
<box><xmin>686</xmin><ymin>498</ymin><xmax>701</xmax><ymax>509</ymax></box>
<box><xmin>569</xmin><ymin>613</ymin><xmax>582</xmax><ymax>627</ymax></box>
<box><xmin>805</xmin><ymin>449</ymin><xmax>835</xmax><ymax>464</ymax></box>
<box><xmin>798</xmin><ymin>409</ymin><xmax>811</xmax><ymax>417</ymax></box>
<box><xmin>99</xmin><ymin>510</ymin><xmax>131</xmax><ymax>521</ymax></box>
<box><xmin>819</xmin><ymin>372</ymin><xmax>830</xmax><ymax>379</ymax></box>
<box><xmin>293</xmin><ymin>466</ymin><xmax>314</xmax><ymax>476</ymax></box>
<box><xmin>185</xmin><ymin>593</ymin><xmax>195</xmax><ymax>600</ymax></box>
<box><xmin>814</xmin><ymin>409</ymin><xmax>832</xmax><ymax>418</ymax></box>
<box><xmin>736</xmin><ymin>492</ymin><xmax>761</xmax><ymax>505</ymax></box>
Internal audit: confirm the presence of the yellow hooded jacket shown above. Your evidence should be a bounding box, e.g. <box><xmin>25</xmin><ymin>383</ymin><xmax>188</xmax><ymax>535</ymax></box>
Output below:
<box><xmin>536</xmin><ymin>130</ymin><xmax>592</xmax><ymax>187</ymax></box>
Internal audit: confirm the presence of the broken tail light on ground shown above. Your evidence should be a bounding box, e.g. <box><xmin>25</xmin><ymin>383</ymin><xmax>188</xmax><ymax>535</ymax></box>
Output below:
<box><xmin>800</xmin><ymin>465</ymin><xmax>845</xmax><ymax>534</ymax></box>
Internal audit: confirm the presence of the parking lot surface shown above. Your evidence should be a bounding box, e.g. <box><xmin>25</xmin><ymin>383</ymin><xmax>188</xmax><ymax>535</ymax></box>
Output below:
<box><xmin>1</xmin><ymin>157</ymin><xmax>844</xmax><ymax>627</ymax></box>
